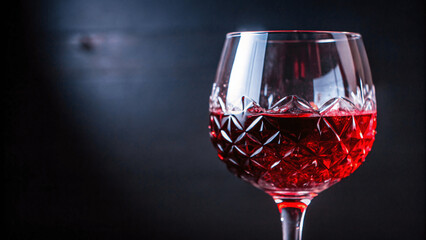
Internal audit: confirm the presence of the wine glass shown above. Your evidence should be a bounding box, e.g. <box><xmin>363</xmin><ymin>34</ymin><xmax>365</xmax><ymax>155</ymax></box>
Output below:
<box><xmin>208</xmin><ymin>30</ymin><xmax>377</xmax><ymax>240</ymax></box>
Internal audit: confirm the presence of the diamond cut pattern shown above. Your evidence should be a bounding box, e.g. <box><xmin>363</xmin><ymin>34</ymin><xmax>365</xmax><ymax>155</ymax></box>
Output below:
<box><xmin>209</xmin><ymin>95</ymin><xmax>377</xmax><ymax>193</ymax></box>
<box><xmin>270</xmin><ymin>96</ymin><xmax>315</xmax><ymax>114</ymax></box>
<box><xmin>210</xmin><ymin>86</ymin><xmax>377</xmax><ymax>113</ymax></box>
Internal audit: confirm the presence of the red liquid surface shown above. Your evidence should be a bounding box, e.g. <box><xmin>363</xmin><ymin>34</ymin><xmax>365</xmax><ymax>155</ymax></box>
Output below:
<box><xmin>209</xmin><ymin>110</ymin><xmax>377</xmax><ymax>195</ymax></box>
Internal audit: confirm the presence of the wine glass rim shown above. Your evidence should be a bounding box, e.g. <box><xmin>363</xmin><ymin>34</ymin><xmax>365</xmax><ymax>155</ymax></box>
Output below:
<box><xmin>226</xmin><ymin>30</ymin><xmax>362</xmax><ymax>42</ymax></box>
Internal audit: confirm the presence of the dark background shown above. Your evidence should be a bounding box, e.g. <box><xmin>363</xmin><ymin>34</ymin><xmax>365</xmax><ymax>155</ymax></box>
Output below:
<box><xmin>5</xmin><ymin>0</ymin><xmax>425</xmax><ymax>239</ymax></box>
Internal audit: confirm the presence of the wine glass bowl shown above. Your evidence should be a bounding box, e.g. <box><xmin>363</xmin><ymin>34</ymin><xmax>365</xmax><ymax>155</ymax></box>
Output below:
<box><xmin>208</xmin><ymin>30</ymin><xmax>376</xmax><ymax>240</ymax></box>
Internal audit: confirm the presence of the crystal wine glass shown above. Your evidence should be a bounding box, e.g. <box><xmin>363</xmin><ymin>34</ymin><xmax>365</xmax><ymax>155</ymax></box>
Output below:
<box><xmin>208</xmin><ymin>30</ymin><xmax>377</xmax><ymax>240</ymax></box>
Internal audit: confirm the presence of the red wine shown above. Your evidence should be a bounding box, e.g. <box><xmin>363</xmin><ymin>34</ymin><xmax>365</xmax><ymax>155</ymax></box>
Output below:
<box><xmin>209</xmin><ymin>110</ymin><xmax>377</xmax><ymax>195</ymax></box>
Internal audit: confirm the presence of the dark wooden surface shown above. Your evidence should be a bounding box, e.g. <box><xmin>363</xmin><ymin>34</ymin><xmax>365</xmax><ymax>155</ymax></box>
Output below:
<box><xmin>6</xmin><ymin>0</ymin><xmax>425</xmax><ymax>239</ymax></box>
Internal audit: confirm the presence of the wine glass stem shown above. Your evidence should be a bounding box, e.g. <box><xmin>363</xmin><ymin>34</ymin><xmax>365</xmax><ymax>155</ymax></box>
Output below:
<box><xmin>280</xmin><ymin>206</ymin><xmax>306</xmax><ymax>240</ymax></box>
<box><xmin>276</xmin><ymin>198</ymin><xmax>312</xmax><ymax>240</ymax></box>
